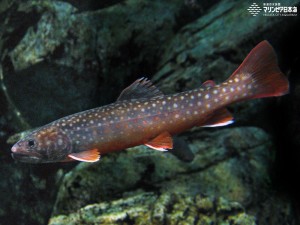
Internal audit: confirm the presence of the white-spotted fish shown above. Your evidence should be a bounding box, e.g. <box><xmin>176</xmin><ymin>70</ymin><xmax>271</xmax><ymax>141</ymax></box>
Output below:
<box><xmin>11</xmin><ymin>41</ymin><xmax>289</xmax><ymax>163</ymax></box>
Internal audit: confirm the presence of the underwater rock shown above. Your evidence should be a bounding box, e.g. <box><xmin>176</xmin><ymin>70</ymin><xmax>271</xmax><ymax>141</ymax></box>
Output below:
<box><xmin>60</xmin><ymin>0</ymin><xmax>125</xmax><ymax>12</ymax></box>
<box><xmin>1</xmin><ymin>0</ymin><xmax>186</xmax><ymax>127</ymax></box>
<box><xmin>52</xmin><ymin>127</ymin><xmax>273</xmax><ymax>219</ymax></box>
<box><xmin>49</xmin><ymin>192</ymin><xmax>256</xmax><ymax>225</ymax></box>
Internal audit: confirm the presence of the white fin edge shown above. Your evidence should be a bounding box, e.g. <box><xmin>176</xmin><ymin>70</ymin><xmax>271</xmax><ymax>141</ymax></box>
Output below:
<box><xmin>202</xmin><ymin>120</ymin><xmax>234</xmax><ymax>128</ymax></box>
<box><xmin>145</xmin><ymin>144</ymin><xmax>168</xmax><ymax>151</ymax></box>
<box><xmin>68</xmin><ymin>154</ymin><xmax>100</xmax><ymax>162</ymax></box>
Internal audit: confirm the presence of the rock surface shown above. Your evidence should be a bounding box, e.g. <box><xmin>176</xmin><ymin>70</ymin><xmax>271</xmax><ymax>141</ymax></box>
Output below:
<box><xmin>49</xmin><ymin>192</ymin><xmax>256</xmax><ymax>225</ymax></box>
<box><xmin>1</xmin><ymin>0</ymin><xmax>186</xmax><ymax>128</ymax></box>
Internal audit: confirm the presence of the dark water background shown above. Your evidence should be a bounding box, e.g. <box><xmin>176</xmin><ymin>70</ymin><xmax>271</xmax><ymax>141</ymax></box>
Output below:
<box><xmin>1</xmin><ymin>0</ymin><xmax>300</xmax><ymax>224</ymax></box>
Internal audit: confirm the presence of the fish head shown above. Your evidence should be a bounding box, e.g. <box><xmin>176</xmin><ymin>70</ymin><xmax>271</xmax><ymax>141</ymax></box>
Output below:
<box><xmin>11</xmin><ymin>126</ymin><xmax>72</xmax><ymax>163</ymax></box>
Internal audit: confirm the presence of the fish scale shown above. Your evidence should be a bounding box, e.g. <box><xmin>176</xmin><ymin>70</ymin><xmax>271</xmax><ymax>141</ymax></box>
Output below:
<box><xmin>11</xmin><ymin>41</ymin><xmax>289</xmax><ymax>163</ymax></box>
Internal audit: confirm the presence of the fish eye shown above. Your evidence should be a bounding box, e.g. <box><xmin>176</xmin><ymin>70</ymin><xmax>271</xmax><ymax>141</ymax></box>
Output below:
<box><xmin>27</xmin><ymin>139</ymin><xmax>35</xmax><ymax>148</ymax></box>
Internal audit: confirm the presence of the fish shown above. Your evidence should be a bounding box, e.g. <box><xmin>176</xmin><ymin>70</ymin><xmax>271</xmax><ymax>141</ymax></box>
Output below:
<box><xmin>11</xmin><ymin>40</ymin><xmax>289</xmax><ymax>163</ymax></box>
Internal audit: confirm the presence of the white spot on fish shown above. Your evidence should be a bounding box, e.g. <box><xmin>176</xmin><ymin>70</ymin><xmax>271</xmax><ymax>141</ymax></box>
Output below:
<box><xmin>197</xmin><ymin>102</ymin><xmax>202</xmax><ymax>106</ymax></box>
<box><xmin>214</xmin><ymin>99</ymin><xmax>219</xmax><ymax>103</ymax></box>
<box><xmin>180</xmin><ymin>96</ymin><xmax>185</xmax><ymax>100</ymax></box>
<box><xmin>205</xmin><ymin>94</ymin><xmax>210</xmax><ymax>99</ymax></box>
<box><xmin>175</xmin><ymin>114</ymin><xmax>179</xmax><ymax>118</ymax></box>
<box><xmin>173</xmin><ymin>103</ymin><xmax>178</xmax><ymax>108</ymax></box>
<box><xmin>213</xmin><ymin>90</ymin><xmax>218</xmax><ymax>94</ymax></box>
<box><xmin>57</xmin><ymin>138</ymin><xmax>63</xmax><ymax>145</ymax></box>
<box><xmin>230</xmin><ymin>87</ymin><xmax>234</xmax><ymax>92</ymax></box>
<box><xmin>190</xmin><ymin>95</ymin><xmax>195</xmax><ymax>99</ymax></box>
<box><xmin>162</xmin><ymin>101</ymin><xmax>166</xmax><ymax>105</ymax></box>
<box><xmin>206</xmin><ymin>104</ymin><xmax>211</xmax><ymax>108</ymax></box>
<box><xmin>234</xmin><ymin>78</ymin><xmax>239</xmax><ymax>82</ymax></box>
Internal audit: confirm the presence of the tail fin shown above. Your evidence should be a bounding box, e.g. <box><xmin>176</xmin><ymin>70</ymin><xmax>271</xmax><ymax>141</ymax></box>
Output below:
<box><xmin>227</xmin><ymin>41</ymin><xmax>289</xmax><ymax>99</ymax></box>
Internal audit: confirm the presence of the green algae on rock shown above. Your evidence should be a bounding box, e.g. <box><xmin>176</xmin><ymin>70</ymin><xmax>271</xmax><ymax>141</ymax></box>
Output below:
<box><xmin>49</xmin><ymin>192</ymin><xmax>256</xmax><ymax>225</ymax></box>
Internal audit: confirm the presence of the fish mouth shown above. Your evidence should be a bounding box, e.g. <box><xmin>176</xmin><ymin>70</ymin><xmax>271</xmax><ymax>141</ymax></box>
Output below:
<box><xmin>11</xmin><ymin>145</ymin><xmax>44</xmax><ymax>163</ymax></box>
<box><xmin>11</xmin><ymin>152</ymin><xmax>44</xmax><ymax>163</ymax></box>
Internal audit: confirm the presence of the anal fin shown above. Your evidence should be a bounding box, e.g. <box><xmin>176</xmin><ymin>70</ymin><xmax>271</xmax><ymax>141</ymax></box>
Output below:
<box><xmin>68</xmin><ymin>149</ymin><xmax>101</xmax><ymax>162</ymax></box>
<box><xmin>201</xmin><ymin>108</ymin><xmax>234</xmax><ymax>127</ymax></box>
<box><xmin>145</xmin><ymin>131</ymin><xmax>173</xmax><ymax>151</ymax></box>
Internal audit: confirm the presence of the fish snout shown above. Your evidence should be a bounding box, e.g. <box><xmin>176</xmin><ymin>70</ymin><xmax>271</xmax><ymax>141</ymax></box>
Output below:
<box><xmin>11</xmin><ymin>145</ymin><xmax>18</xmax><ymax>153</ymax></box>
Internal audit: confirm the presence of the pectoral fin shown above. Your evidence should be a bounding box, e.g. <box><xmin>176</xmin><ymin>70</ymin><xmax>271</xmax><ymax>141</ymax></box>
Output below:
<box><xmin>68</xmin><ymin>149</ymin><xmax>101</xmax><ymax>162</ymax></box>
<box><xmin>145</xmin><ymin>131</ymin><xmax>173</xmax><ymax>151</ymax></box>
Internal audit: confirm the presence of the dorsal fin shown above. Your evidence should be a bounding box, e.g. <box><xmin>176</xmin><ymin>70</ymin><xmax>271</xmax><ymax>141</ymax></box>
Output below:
<box><xmin>117</xmin><ymin>78</ymin><xmax>164</xmax><ymax>101</ymax></box>
<box><xmin>201</xmin><ymin>80</ymin><xmax>216</xmax><ymax>88</ymax></box>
